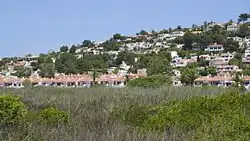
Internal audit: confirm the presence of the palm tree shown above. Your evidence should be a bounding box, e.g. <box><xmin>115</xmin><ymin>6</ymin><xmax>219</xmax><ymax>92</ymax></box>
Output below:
<box><xmin>92</xmin><ymin>69</ymin><xmax>98</xmax><ymax>85</ymax></box>
<box><xmin>238</xmin><ymin>13</ymin><xmax>248</xmax><ymax>23</ymax></box>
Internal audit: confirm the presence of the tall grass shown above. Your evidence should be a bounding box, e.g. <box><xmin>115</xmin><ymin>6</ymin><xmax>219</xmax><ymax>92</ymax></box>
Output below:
<box><xmin>0</xmin><ymin>86</ymin><xmax>230</xmax><ymax>141</ymax></box>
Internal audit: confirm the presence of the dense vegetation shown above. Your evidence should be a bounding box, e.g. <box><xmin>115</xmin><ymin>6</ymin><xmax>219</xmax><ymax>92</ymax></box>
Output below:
<box><xmin>1</xmin><ymin>13</ymin><xmax>249</xmax><ymax>83</ymax></box>
<box><xmin>0</xmin><ymin>86</ymin><xmax>242</xmax><ymax>141</ymax></box>
<box><xmin>113</xmin><ymin>91</ymin><xmax>250</xmax><ymax>140</ymax></box>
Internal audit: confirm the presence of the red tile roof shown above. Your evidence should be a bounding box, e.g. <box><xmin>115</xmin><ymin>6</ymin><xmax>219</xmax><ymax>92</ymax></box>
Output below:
<box><xmin>0</xmin><ymin>73</ymin><xmax>145</xmax><ymax>84</ymax></box>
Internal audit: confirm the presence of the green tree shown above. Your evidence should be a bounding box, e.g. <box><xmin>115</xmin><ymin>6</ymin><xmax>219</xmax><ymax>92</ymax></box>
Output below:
<box><xmin>229</xmin><ymin>53</ymin><xmax>243</xmax><ymax>68</ymax></box>
<box><xmin>55</xmin><ymin>53</ymin><xmax>78</xmax><ymax>74</ymax></box>
<box><xmin>173</xmin><ymin>36</ymin><xmax>184</xmax><ymax>44</ymax></box>
<box><xmin>139</xmin><ymin>30</ymin><xmax>148</xmax><ymax>35</ymax></box>
<box><xmin>101</xmin><ymin>39</ymin><xmax>121</xmax><ymax>51</ymax></box>
<box><xmin>60</xmin><ymin>45</ymin><xmax>69</xmax><ymax>52</ymax></box>
<box><xmin>30</xmin><ymin>62</ymin><xmax>39</xmax><ymax>71</ymax></box>
<box><xmin>115</xmin><ymin>51</ymin><xmax>135</xmax><ymax>66</ymax></box>
<box><xmin>113</xmin><ymin>33</ymin><xmax>123</xmax><ymax>40</ymax></box>
<box><xmin>168</xmin><ymin>27</ymin><xmax>173</xmax><ymax>33</ymax></box>
<box><xmin>176</xmin><ymin>25</ymin><xmax>182</xmax><ymax>31</ymax></box>
<box><xmin>39</xmin><ymin>63</ymin><xmax>55</xmax><ymax>78</ymax></box>
<box><xmin>69</xmin><ymin>45</ymin><xmax>77</xmax><ymax>54</ymax></box>
<box><xmin>224</xmin><ymin>38</ymin><xmax>240</xmax><ymax>52</ymax></box>
<box><xmin>92</xmin><ymin>69</ymin><xmax>98</xmax><ymax>84</ymax></box>
<box><xmin>243</xmin><ymin>66</ymin><xmax>250</xmax><ymax>75</ymax></box>
<box><xmin>211</xmin><ymin>25</ymin><xmax>223</xmax><ymax>34</ymax></box>
<box><xmin>82</xmin><ymin>40</ymin><xmax>92</xmax><ymax>47</ymax></box>
<box><xmin>183</xmin><ymin>32</ymin><xmax>195</xmax><ymax>50</ymax></box>
<box><xmin>13</xmin><ymin>66</ymin><xmax>31</xmax><ymax>78</ymax></box>
<box><xmin>199</xmin><ymin>66</ymin><xmax>217</xmax><ymax>76</ymax></box>
<box><xmin>76</xmin><ymin>58</ymin><xmax>91</xmax><ymax>74</ymax></box>
<box><xmin>146</xmin><ymin>57</ymin><xmax>172</xmax><ymax>76</ymax></box>
<box><xmin>238</xmin><ymin>24</ymin><xmax>250</xmax><ymax>37</ymax></box>
<box><xmin>178</xmin><ymin>50</ymin><xmax>190</xmax><ymax>58</ymax></box>
<box><xmin>238</xmin><ymin>13</ymin><xmax>249</xmax><ymax>23</ymax></box>
<box><xmin>180</xmin><ymin>68</ymin><xmax>197</xmax><ymax>85</ymax></box>
<box><xmin>37</xmin><ymin>54</ymin><xmax>53</xmax><ymax>64</ymax></box>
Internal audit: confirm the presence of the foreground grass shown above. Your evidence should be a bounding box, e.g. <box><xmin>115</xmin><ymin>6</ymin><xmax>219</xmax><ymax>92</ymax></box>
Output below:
<box><xmin>0</xmin><ymin>86</ymin><xmax>234</xmax><ymax>141</ymax></box>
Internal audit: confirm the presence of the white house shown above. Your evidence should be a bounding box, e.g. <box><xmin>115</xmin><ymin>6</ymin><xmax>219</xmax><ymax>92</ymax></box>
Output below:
<box><xmin>176</xmin><ymin>44</ymin><xmax>184</xmax><ymax>49</ymax></box>
<box><xmin>206</xmin><ymin>22</ymin><xmax>223</xmax><ymax>31</ymax></box>
<box><xmin>120</xmin><ymin>61</ymin><xmax>130</xmax><ymax>71</ymax></box>
<box><xmin>227</xmin><ymin>22</ymin><xmax>238</xmax><ymax>32</ymax></box>
<box><xmin>171</xmin><ymin>58</ymin><xmax>197</xmax><ymax>67</ymax></box>
<box><xmin>172</xmin><ymin>69</ymin><xmax>182</xmax><ymax>86</ymax></box>
<box><xmin>216</xmin><ymin>65</ymin><xmax>242</xmax><ymax>74</ymax></box>
<box><xmin>204</xmin><ymin>43</ymin><xmax>224</xmax><ymax>52</ymax></box>
<box><xmin>170</xmin><ymin>51</ymin><xmax>178</xmax><ymax>59</ymax></box>
<box><xmin>220</xmin><ymin>52</ymin><xmax>234</xmax><ymax>62</ymax></box>
<box><xmin>245</xmin><ymin>47</ymin><xmax>250</xmax><ymax>58</ymax></box>
<box><xmin>209</xmin><ymin>57</ymin><xmax>228</xmax><ymax>67</ymax></box>
<box><xmin>172</xmin><ymin>69</ymin><xmax>181</xmax><ymax>77</ymax></box>
<box><xmin>199</xmin><ymin>55</ymin><xmax>211</xmax><ymax>60</ymax></box>
<box><xmin>171</xmin><ymin>31</ymin><xmax>185</xmax><ymax>37</ymax></box>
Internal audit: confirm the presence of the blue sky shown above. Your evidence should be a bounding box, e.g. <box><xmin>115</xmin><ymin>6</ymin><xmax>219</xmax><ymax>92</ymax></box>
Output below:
<box><xmin>0</xmin><ymin>0</ymin><xmax>249</xmax><ymax>57</ymax></box>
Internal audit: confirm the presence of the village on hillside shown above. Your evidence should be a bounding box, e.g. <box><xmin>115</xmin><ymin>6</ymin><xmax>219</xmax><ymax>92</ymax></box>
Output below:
<box><xmin>1</xmin><ymin>13</ymin><xmax>250</xmax><ymax>89</ymax></box>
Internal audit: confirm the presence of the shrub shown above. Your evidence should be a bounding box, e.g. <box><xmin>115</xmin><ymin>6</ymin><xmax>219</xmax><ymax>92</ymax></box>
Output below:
<box><xmin>0</xmin><ymin>95</ymin><xmax>27</xmax><ymax>126</ymax></box>
<box><xmin>39</xmin><ymin>107</ymin><xmax>69</xmax><ymax>125</ymax></box>
<box><xmin>127</xmin><ymin>75</ymin><xmax>172</xmax><ymax>88</ymax></box>
<box><xmin>112</xmin><ymin>92</ymin><xmax>250</xmax><ymax>139</ymax></box>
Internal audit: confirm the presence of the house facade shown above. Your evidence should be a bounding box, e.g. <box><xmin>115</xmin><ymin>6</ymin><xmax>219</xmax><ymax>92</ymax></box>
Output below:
<box><xmin>226</xmin><ymin>22</ymin><xmax>238</xmax><ymax>32</ymax></box>
<box><xmin>209</xmin><ymin>57</ymin><xmax>228</xmax><ymax>67</ymax></box>
<box><xmin>204</xmin><ymin>43</ymin><xmax>224</xmax><ymax>52</ymax></box>
<box><xmin>0</xmin><ymin>73</ymin><xmax>146</xmax><ymax>88</ymax></box>
<box><xmin>216</xmin><ymin>65</ymin><xmax>242</xmax><ymax>74</ymax></box>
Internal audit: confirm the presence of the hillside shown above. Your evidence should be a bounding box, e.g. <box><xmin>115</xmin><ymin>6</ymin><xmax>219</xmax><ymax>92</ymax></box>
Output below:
<box><xmin>0</xmin><ymin>13</ymin><xmax>250</xmax><ymax>88</ymax></box>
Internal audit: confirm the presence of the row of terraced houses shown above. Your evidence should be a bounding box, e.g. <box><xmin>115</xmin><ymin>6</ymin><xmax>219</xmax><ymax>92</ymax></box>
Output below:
<box><xmin>0</xmin><ymin>73</ymin><xmax>144</xmax><ymax>88</ymax></box>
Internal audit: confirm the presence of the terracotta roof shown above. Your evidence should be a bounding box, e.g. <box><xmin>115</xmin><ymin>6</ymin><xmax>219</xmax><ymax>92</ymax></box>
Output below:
<box><xmin>0</xmin><ymin>73</ymin><xmax>144</xmax><ymax>84</ymax></box>
<box><xmin>96</xmin><ymin>74</ymin><xmax>125</xmax><ymax>82</ymax></box>
<box><xmin>243</xmin><ymin>76</ymin><xmax>250</xmax><ymax>81</ymax></box>
<box><xmin>195</xmin><ymin>76</ymin><xmax>233</xmax><ymax>82</ymax></box>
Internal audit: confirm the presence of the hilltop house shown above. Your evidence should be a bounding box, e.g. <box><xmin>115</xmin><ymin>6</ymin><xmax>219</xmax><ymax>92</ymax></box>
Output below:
<box><xmin>206</xmin><ymin>22</ymin><xmax>223</xmax><ymax>31</ymax></box>
<box><xmin>204</xmin><ymin>43</ymin><xmax>224</xmax><ymax>52</ymax></box>
<box><xmin>227</xmin><ymin>22</ymin><xmax>238</xmax><ymax>32</ymax></box>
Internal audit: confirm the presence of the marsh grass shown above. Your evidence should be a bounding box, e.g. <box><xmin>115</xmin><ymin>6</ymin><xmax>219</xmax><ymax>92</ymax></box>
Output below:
<box><xmin>0</xmin><ymin>86</ymin><xmax>231</xmax><ymax>141</ymax></box>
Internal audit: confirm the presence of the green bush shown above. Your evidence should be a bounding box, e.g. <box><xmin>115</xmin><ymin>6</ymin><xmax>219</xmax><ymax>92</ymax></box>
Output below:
<box><xmin>112</xmin><ymin>92</ymin><xmax>250</xmax><ymax>139</ymax></box>
<box><xmin>0</xmin><ymin>95</ymin><xmax>27</xmax><ymax>126</ymax></box>
<box><xmin>127</xmin><ymin>75</ymin><xmax>172</xmax><ymax>88</ymax></box>
<box><xmin>39</xmin><ymin>107</ymin><xmax>69</xmax><ymax>125</ymax></box>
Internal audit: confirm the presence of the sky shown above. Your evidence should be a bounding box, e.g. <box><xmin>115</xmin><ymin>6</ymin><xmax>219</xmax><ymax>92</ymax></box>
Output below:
<box><xmin>0</xmin><ymin>0</ymin><xmax>249</xmax><ymax>57</ymax></box>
